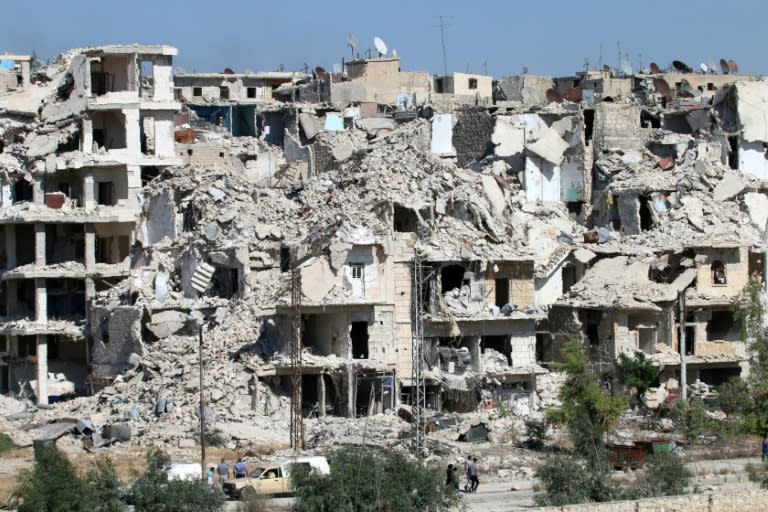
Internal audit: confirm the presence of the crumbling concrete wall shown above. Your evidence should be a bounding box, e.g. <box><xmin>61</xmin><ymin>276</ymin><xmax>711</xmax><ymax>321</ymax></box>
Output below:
<box><xmin>594</xmin><ymin>103</ymin><xmax>645</xmax><ymax>151</ymax></box>
<box><xmin>452</xmin><ymin>107</ymin><xmax>494</xmax><ymax>167</ymax></box>
<box><xmin>90</xmin><ymin>306</ymin><xmax>143</xmax><ymax>378</ymax></box>
<box><xmin>533</xmin><ymin>489</ymin><xmax>768</xmax><ymax>512</ymax></box>
<box><xmin>694</xmin><ymin>246</ymin><xmax>749</xmax><ymax>298</ymax></box>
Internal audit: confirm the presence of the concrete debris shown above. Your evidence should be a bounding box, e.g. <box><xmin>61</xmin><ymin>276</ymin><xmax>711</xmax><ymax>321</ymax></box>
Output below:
<box><xmin>1</xmin><ymin>43</ymin><xmax>767</xmax><ymax>459</ymax></box>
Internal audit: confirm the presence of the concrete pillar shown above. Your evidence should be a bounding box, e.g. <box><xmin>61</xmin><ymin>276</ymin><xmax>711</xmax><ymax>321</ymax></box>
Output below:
<box><xmin>35</xmin><ymin>278</ymin><xmax>46</xmax><ymax>322</ymax></box>
<box><xmin>83</xmin><ymin>170</ymin><xmax>94</xmax><ymax>209</ymax></box>
<box><xmin>85</xmin><ymin>278</ymin><xmax>96</xmax><ymax>301</ymax></box>
<box><xmin>36</xmin><ymin>334</ymin><xmax>48</xmax><ymax>406</ymax></box>
<box><xmin>32</xmin><ymin>176</ymin><xmax>44</xmax><ymax>206</ymax></box>
<box><xmin>0</xmin><ymin>181</ymin><xmax>11</xmax><ymax>206</ymax></box>
<box><xmin>347</xmin><ymin>366</ymin><xmax>355</xmax><ymax>418</ymax></box>
<box><xmin>20</xmin><ymin>61</ymin><xmax>30</xmax><ymax>87</ymax></box>
<box><xmin>124</xmin><ymin>108</ymin><xmax>141</xmax><ymax>156</ymax></box>
<box><xmin>318</xmin><ymin>374</ymin><xmax>326</xmax><ymax>417</ymax></box>
<box><xmin>34</xmin><ymin>223</ymin><xmax>46</xmax><ymax>266</ymax></box>
<box><xmin>82</xmin><ymin>118</ymin><xmax>93</xmax><ymax>155</ymax></box>
<box><xmin>84</xmin><ymin>224</ymin><xmax>96</xmax><ymax>269</ymax></box>
<box><xmin>111</xmin><ymin>236</ymin><xmax>120</xmax><ymax>264</ymax></box>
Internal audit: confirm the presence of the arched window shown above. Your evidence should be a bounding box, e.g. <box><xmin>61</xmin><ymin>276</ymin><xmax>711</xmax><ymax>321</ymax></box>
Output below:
<box><xmin>711</xmin><ymin>260</ymin><xmax>727</xmax><ymax>286</ymax></box>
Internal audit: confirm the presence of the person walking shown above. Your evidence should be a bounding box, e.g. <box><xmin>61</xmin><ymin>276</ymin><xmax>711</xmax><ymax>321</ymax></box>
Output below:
<box><xmin>207</xmin><ymin>466</ymin><xmax>215</xmax><ymax>490</ymax></box>
<box><xmin>469</xmin><ymin>457</ymin><xmax>479</xmax><ymax>492</ymax></box>
<box><xmin>463</xmin><ymin>455</ymin><xmax>472</xmax><ymax>492</ymax></box>
<box><xmin>216</xmin><ymin>458</ymin><xmax>229</xmax><ymax>484</ymax></box>
<box><xmin>445</xmin><ymin>464</ymin><xmax>459</xmax><ymax>491</ymax></box>
<box><xmin>762</xmin><ymin>436</ymin><xmax>768</xmax><ymax>461</ymax></box>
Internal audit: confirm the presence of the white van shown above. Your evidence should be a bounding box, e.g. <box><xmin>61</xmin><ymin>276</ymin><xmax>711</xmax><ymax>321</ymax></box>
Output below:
<box><xmin>223</xmin><ymin>456</ymin><xmax>330</xmax><ymax>499</ymax></box>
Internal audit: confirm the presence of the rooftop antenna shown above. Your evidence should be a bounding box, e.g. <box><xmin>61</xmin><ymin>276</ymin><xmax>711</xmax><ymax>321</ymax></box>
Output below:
<box><xmin>346</xmin><ymin>34</ymin><xmax>358</xmax><ymax>58</ymax></box>
<box><xmin>373</xmin><ymin>36</ymin><xmax>388</xmax><ymax>57</ymax></box>
<box><xmin>435</xmin><ymin>15</ymin><xmax>453</xmax><ymax>76</ymax></box>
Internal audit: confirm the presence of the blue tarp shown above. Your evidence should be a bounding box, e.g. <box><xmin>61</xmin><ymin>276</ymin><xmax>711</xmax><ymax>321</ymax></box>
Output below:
<box><xmin>324</xmin><ymin>114</ymin><xmax>344</xmax><ymax>131</ymax></box>
<box><xmin>0</xmin><ymin>60</ymin><xmax>15</xmax><ymax>71</ymax></box>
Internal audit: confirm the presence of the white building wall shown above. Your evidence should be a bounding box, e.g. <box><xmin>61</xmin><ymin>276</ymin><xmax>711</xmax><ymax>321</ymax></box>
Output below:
<box><xmin>525</xmin><ymin>156</ymin><xmax>560</xmax><ymax>203</ymax></box>
<box><xmin>535</xmin><ymin>262</ymin><xmax>564</xmax><ymax>308</ymax></box>
<box><xmin>739</xmin><ymin>139</ymin><xmax>768</xmax><ymax>180</ymax></box>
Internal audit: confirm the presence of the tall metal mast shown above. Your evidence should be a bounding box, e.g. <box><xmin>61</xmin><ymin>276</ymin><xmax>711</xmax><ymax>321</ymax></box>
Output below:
<box><xmin>290</xmin><ymin>268</ymin><xmax>305</xmax><ymax>450</ymax></box>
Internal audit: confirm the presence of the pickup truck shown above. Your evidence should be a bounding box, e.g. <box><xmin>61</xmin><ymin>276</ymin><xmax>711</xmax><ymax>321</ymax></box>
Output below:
<box><xmin>222</xmin><ymin>456</ymin><xmax>329</xmax><ymax>500</ymax></box>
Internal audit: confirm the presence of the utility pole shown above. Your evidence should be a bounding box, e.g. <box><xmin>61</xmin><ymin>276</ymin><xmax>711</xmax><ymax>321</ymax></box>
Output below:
<box><xmin>290</xmin><ymin>267</ymin><xmax>305</xmax><ymax>450</ymax></box>
<box><xmin>411</xmin><ymin>256</ymin><xmax>426</xmax><ymax>456</ymax></box>
<box><xmin>199</xmin><ymin>322</ymin><xmax>206</xmax><ymax>479</ymax></box>
<box><xmin>678</xmin><ymin>292</ymin><xmax>687</xmax><ymax>401</ymax></box>
<box><xmin>436</xmin><ymin>16</ymin><xmax>452</xmax><ymax>77</ymax></box>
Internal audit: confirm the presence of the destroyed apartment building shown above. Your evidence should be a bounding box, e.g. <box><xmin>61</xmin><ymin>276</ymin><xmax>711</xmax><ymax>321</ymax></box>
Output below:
<box><xmin>1</xmin><ymin>46</ymin><xmax>768</xmax><ymax>449</ymax></box>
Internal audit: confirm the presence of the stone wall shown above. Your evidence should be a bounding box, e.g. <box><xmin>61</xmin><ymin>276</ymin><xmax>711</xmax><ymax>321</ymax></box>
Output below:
<box><xmin>452</xmin><ymin>107</ymin><xmax>494</xmax><ymax>167</ymax></box>
<box><xmin>533</xmin><ymin>489</ymin><xmax>768</xmax><ymax>512</ymax></box>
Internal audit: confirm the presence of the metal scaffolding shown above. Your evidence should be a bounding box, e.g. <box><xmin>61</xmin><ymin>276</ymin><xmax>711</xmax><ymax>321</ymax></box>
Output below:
<box><xmin>290</xmin><ymin>268</ymin><xmax>305</xmax><ymax>450</ymax></box>
<box><xmin>411</xmin><ymin>256</ymin><xmax>427</xmax><ymax>455</ymax></box>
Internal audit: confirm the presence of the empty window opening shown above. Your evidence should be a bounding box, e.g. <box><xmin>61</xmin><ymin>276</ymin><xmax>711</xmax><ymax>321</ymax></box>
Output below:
<box><xmin>435</xmin><ymin>77</ymin><xmax>446</xmax><ymax>94</ymax></box>
<box><xmin>566</xmin><ymin>202</ymin><xmax>583</xmax><ymax>217</ymax></box>
<box><xmin>536</xmin><ymin>332</ymin><xmax>553</xmax><ymax>362</ymax></box>
<box><xmin>468</xmin><ymin>78</ymin><xmax>478</xmax><ymax>90</ymax></box>
<box><xmin>90</xmin><ymin>56</ymin><xmax>130</xmax><ymax>96</ymax></box>
<box><xmin>727</xmin><ymin>136</ymin><xmax>739</xmax><ymax>170</ymax></box>
<box><xmin>13</xmin><ymin>179</ymin><xmax>33</xmax><ymax>204</ymax></box>
<box><xmin>683</xmin><ymin>326</ymin><xmax>695</xmax><ymax>355</ymax></box>
<box><xmin>482</xmin><ymin>335</ymin><xmax>510</xmax><ymax>365</ymax></box>
<box><xmin>711</xmin><ymin>260</ymin><xmax>727</xmax><ymax>286</ymax></box>
<box><xmin>393</xmin><ymin>205</ymin><xmax>419</xmax><ymax>233</ymax></box>
<box><xmin>46</xmin><ymin>224</ymin><xmax>85</xmax><ymax>264</ymax></box>
<box><xmin>583</xmin><ymin>109</ymin><xmax>595</xmax><ymax>145</ymax></box>
<box><xmin>699</xmin><ymin>367</ymin><xmax>741</xmax><ymax>388</ymax></box>
<box><xmin>749</xmin><ymin>252</ymin><xmax>766</xmax><ymax>283</ymax></box>
<box><xmin>192</xmin><ymin>87</ymin><xmax>202</xmax><ymax>97</ymax></box>
<box><xmin>17</xmin><ymin>336</ymin><xmax>36</xmax><ymax>357</ymax></box>
<box><xmin>95</xmin><ymin>237</ymin><xmax>112</xmax><ymax>264</ymax></box>
<box><xmin>15</xmin><ymin>224</ymin><xmax>35</xmax><ymax>265</ymax></box>
<box><xmin>56</xmin><ymin>128</ymin><xmax>81</xmax><ymax>154</ymax></box>
<box><xmin>495</xmin><ymin>278</ymin><xmax>509</xmax><ymax>307</ymax></box>
<box><xmin>562</xmin><ymin>264</ymin><xmax>578</xmax><ymax>293</ymax></box>
<box><xmin>639</xmin><ymin>195</ymin><xmax>654</xmax><ymax>231</ymax></box>
<box><xmin>0</xmin><ymin>138</ymin><xmax>5</xmax><ymax>153</ymax></box>
<box><xmin>47</xmin><ymin>279</ymin><xmax>86</xmax><ymax>319</ymax></box>
<box><xmin>280</xmin><ymin>246</ymin><xmax>291</xmax><ymax>272</ymax></box>
<box><xmin>92</xmin><ymin>111</ymin><xmax>127</xmax><ymax>150</ymax></box>
<box><xmin>351</xmin><ymin>321</ymin><xmax>369</xmax><ymax>359</ymax></box>
<box><xmin>301</xmin><ymin>313</ymin><xmax>345</xmax><ymax>357</ymax></box>
<box><xmin>141</xmin><ymin>166</ymin><xmax>160</xmax><ymax>186</ymax></box>
<box><xmin>247</xmin><ymin>87</ymin><xmax>257</xmax><ymax>99</ymax></box>
<box><xmin>210</xmin><ymin>265</ymin><xmax>239</xmax><ymax>299</ymax></box>
<box><xmin>219</xmin><ymin>86</ymin><xmax>230</xmax><ymax>100</ymax></box>
<box><xmin>707</xmin><ymin>310</ymin><xmax>736</xmax><ymax>341</ymax></box>
<box><xmin>637</xmin><ymin>327</ymin><xmax>656</xmax><ymax>354</ymax></box>
<box><xmin>182</xmin><ymin>205</ymin><xmax>201</xmax><ymax>232</ymax></box>
<box><xmin>139</xmin><ymin>60</ymin><xmax>154</xmax><ymax>97</ymax></box>
<box><xmin>441</xmin><ymin>265</ymin><xmax>466</xmax><ymax>294</ymax></box>
<box><xmin>583</xmin><ymin>309</ymin><xmax>602</xmax><ymax>346</ymax></box>
<box><xmin>641</xmin><ymin>110</ymin><xmax>661</xmax><ymax>129</ymax></box>
<box><xmin>97</xmin><ymin>182</ymin><xmax>114</xmax><ymax>206</ymax></box>
<box><xmin>662</xmin><ymin>114</ymin><xmax>692</xmax><ymax>134</ymax></box>
<box><xmin>90</xmin><ymin>61</ymin><xmax>110</xmax><ymax>96</ymax></box>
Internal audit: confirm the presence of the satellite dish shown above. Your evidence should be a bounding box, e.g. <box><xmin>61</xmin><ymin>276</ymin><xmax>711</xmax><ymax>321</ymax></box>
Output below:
<box><xmin>347</xmin><ymin>34</ymin><xmax>358</xmax><ymax>57</ymax></box>
<box><xmin>720</xmin><ymin>58</ymin><xmax>730</xmax><ymax>74</ymax></box>
<box><xmin>373</xmin><ymin>36</ymin><xmax>388</xmax><ymax>57</ymax></box>
<box><xmin>392</xmin><ymin>49</ymin><xmax>397</xmax><ymax>57</ymax></box>
<box><xmin>315</xmin><ymin>66</ymin><xmax>327</xmax><ymax>77</ymax></box>
<box><xmin>700</xmin><ymin>63</ymin><xmax>708</xmax><ymax>74</ymax></box>
<box><xmin>708</xmin><ymin>61</ymin><xmax>717</xmax><ymax>75</ymax></box>
<box><xmin>728</xmin><ymin>59</ymin><xmax>739</xmax><ymax>74</ymax></box>
<box><xmin>602</xmin><ymin>64</ymin><xmax>611</xmax><ymax>73</ymax></box>
<box><xmin>653</xmin><ymin>78</ymin><xmax>673</xmax><ymax>103</ymax></box>
<box><xmin>672</xmin><ymin>60</ymin><xmax>692</xmax><ymax>73</ymax></box>
<box><xmin>650</xmin><ymin>62</ymin><xmax>661</xmax><ymax>74</ymax></box>
<box><xmin>394</xmin><ymin>92</ymin><xmax>412</xmax><ymax>110</ymax></box>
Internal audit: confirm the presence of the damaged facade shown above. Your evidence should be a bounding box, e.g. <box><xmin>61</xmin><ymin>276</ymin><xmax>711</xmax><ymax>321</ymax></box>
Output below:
<box><xmin>1</xmin><ymin>45</ymin><xmax>767</xmax><ymax>449</ymax></box>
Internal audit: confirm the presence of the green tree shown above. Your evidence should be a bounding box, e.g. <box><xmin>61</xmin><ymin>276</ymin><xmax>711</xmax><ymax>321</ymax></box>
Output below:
<box><xmin>14</xmin><ymin>445</ymin><xmax>96</xmax><ymax>512</ymax></box>
<box><xmin>731</xmin><ymin>278</ymin><xmax>768</xmax><ymax>437</ymax></box>
<box><xmin>84</xmin><ymin>457</ymin><xmax>125</xmax><ymax>512</ymax></box>
<box><xmin>632</xmin><ymin>452</ymin><xmax>693</xmax><ymax>498</ymax></box>
<box><xmin>545</xmin><ymin>340</ymin><xmax>627</xmax><ymax>466</ymax></box>
<box><xmin>615</xmin><ymin>350</ymin><xmax>660</xmax><ymax>408</ymax></box>
<box><xmin>534</xmin><ymin>455</ymin><xmax>614</xmax><ymax>506</ymax></box>
<box><xmin>291</xmin><ymin>447</ymin><xmax>459</xmax><ymax>512</ymax></box>
<box><xmin>130</xmin><ymin>448</ymin><xmax>223</xmax><ymax>512</ymax></box>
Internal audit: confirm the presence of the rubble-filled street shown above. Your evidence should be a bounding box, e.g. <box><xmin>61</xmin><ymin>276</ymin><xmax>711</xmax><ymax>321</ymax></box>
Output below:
<box><xmin>3</xmin><ymin>18</ymin><xmax>768</xmax><ymax>510</ymax></box>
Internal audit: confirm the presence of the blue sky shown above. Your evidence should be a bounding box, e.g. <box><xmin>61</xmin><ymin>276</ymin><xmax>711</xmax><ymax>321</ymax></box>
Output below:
<box><xmin>2</xmin><ymin>0</ymin><xmax>765</xmax><ymax>78</ymax></box>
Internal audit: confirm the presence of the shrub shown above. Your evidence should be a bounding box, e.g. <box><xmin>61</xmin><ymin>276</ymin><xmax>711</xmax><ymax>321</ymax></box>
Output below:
<box><xmin>524</xmin><ymin>419</ymin><xmax>548</xmax><ymax>449</ymax></box>
<box><xmin>615</xmin><ymin>351</ymin><xmax>660</xmax><ymax>408</ymax></box>
<box><xmin>291</xmin><ymin>447</ymin><xmax>458</xmax><ymax>512</ymax></box>
<box><xmin>0</xmin><ymin>432</ymin><xmax>16</xmax><ymax>455</ymax></box>
<box><xmin>14</xmin><ymin>445</ymin><xmax>96</xmax><ymax>512</ymax></box>
<box><xmin>633</xmin><ymin>452</ymin><xmax>692</xmax><ymax>498</ymax></box>
<box><xmin>534</xmin><ymin>455</ymin><xmax>616</xmax><ymax>506</ymax></box>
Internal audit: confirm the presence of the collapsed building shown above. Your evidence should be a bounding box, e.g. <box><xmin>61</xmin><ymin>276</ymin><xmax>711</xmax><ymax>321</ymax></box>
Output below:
<box><xmin>1</xmin><ymin>46</ymin><xmax>768</xmax><ymax>449</ymax></box>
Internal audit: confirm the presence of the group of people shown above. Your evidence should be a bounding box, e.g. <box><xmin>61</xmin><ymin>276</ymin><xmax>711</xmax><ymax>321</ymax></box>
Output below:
<box><xmin>445</xmin><ymin>456</ymin><xmax>479</xmax><ymax>493</ymax></box>
<box><xmin>206</xmin><ymin>457</ymin><xmax>249</xmax><ymax>489</ymax></box>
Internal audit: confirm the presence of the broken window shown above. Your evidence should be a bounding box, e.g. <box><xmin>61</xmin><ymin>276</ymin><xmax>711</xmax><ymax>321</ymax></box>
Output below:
<box><xmin>699</xmin><ymin>367</ymin><xmax>741</xmax><ymax>387</ymax></box>
<box><xmin>482</xmin><ymin>335</ymin><xmax>510</xmax><ymax>365</ymax></box>
<box><xmin>280</xmin><ymin>247</ymin><xmax>291</xmax><ymax>272</ymax></box>
<box><xmin>638</xmin><ymin>195</ymin><xmax>654</xmax><ymax>231</ymax></box>
<box><xmin>220</xmin><ymin>86</ymin><xmax>230</xmax><ymax>100</ymax></box>
<box><xmin>494</xmin><ymin>279</ymin><xmax>509</xmax><ymax>307</ymax></box>
<box><xmin>47</xmin><ymin>279</ymin><xmax>86</xmax><ymax>319</ymax></box>
<box><xmin>441</xmin><ymin>264</ymin><xmax>466</xmax><ymax>294</ymax></box>
<box><xmin>351</xmin><ymin>321</ymin><xmax>369</xmax><ymax>359</ymax></box>
<box><xmin>97</xmin><ymin>182</ymin><xmax>114</xmax><ymax>206</ymax></box>
<box><xmin>247</xmin><ymin>87</ymin><xmax>256</xmax><ymax>99</ymax></box>
<box><xmin>749</xmin><ymin>252</ymin><xmax>765</xmax><ymax>283</ymax></box>
<box><xmin>583</xmin><ymin>309</ymin><xmax>601</xmax><ymax>346</ymax></box>
<box><xmin>141</xmin><ymin>166</ymin><xmax>160</xmax><ymax>186</ymax></box>
<box><xmin>468</xmin><ymin>78</ymin><xmax>478</xmax><ymax>90</ymax></box>
<box><xmin>210</xmin><ymin>265</ymin><xmax>239</xmax><ymax>299</ymax></box>
<box><xmin>15</xmin><ymin>224</ymin><xmax>35</xmax><ymax>265</ymax></box>
<box><xmin>583</xmin><ymin>109</ymin><xmax>595</xmax><ymax>145</ymax></box>
<box><xmin>90</xmin><ymin>61</ymin><xmax>110</xmax><ymax>96</ymax></box>
<box><xmin>56</xmin><ymin>128</ymin><xmax>81</xmax><ymax>154</ymax></box>
<box><xmin>192</xmin><ymin>87</ymin><xmax>202</xmax><ymax>97</ymax></box>
<box><xmin>435</xmin><ymin>78</ymin><xmax>446</xmax><ymax>94</ymax></box>
<box><xmin>727</xmin><ymin>136</ymin><xmax>739</xmax><ymax>170</ymax></box>
<box><xmin>393</xmin><ymin>205</ymin><xmax>419</xmax><ymax>233</ymax></box>
<box><xmin>641</xmin><ymin>110</ymin><xmax>661</xmax><ymax>129</ymax></box>
<box><xmin>13</xmin><ymin>179</ymin><xmax>33</xmax><ymax>204</ymax></box>
<box><xmin>91</xmin><ymin>111</ymin><xmax>127</xmax><ymax>150</ymax></box>
<box><xmin>707</xmin><ymin>310</ymin><xmax>735</xmax><ymax>340</ymax></box>
<box><xmin>711</xmin><ymin>260</ymin><xmax>727</xmax><ymax>286</ymax></box>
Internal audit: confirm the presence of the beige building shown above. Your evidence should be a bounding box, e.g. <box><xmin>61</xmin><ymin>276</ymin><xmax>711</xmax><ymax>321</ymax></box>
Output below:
<box><xmin>331</xmin><ymin>57</ymin><xmax>430</xmax><ymax>107</ymax></box>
